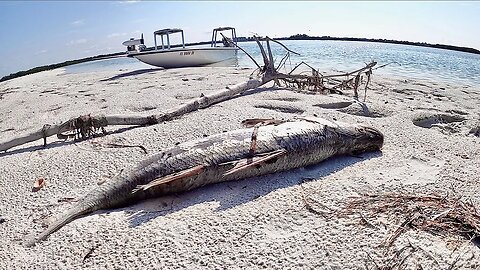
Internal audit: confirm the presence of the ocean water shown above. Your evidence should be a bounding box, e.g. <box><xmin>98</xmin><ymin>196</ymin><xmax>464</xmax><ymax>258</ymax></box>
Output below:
<box><xmin>65</xmin><ymin>40</ymin><xmax>480</xmax><ymax>86</ymax></box>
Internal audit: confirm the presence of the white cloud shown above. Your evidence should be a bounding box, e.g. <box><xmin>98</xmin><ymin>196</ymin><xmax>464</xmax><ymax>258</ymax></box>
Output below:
<box><xmin>71</xmin><ymin>19</ymin><xmax>85</xmax><ymax>26</ymax></box>
<box><xmin>107</xmin><ymin>32</ymin><xmax>127</xmax><ymax>38</ymax></box>
<box><xmin>118</xmin><ymin>0</ymin><xmax>140</xmax><ymax>4</ymax></box>
<box><xmin>35</xmin><ymin>49</ymin><xmax>48</xmax><ymax>55</ymax></box>
<box><xmin>66</xmin><ymin>39</ymin><xmax>87</xmax><ymax>46</ymax></box>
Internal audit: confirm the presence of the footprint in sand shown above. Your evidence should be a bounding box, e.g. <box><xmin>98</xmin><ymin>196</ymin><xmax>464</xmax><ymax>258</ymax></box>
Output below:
<box><xmin>254</xmin><ymin>104</ymin><xmax>305</xmax><ymax>114</ymax></box>
<box><xmin>412</xmin><ymin>113</ymin><xmax>466</xmax><ymax>134</ymax></box>
<box><xmin>314</xmin><ymin>101</ymin><xmax>389</xmax><ymax>118</ymax></box>
<box><xmin>266</xmin><ymin>97</ymin><xmax>301</xmax><ymax>102</ymax></box>
<box><xmin>313</xmin><ymin>101</ymin><xmax>352</xmax><ymax>109</ymax></box>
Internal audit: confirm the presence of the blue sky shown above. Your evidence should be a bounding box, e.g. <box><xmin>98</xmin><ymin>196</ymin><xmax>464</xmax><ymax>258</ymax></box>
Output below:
<box><xmin>0</xmin><ymin>1</ymin><xmax>479</xmax><ymax>77</ymax></box>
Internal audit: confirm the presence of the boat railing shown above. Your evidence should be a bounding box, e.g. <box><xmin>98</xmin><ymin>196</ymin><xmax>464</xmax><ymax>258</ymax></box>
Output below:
<box><xmin>124</xmin><ymin>27</ymin><xmax>238</xmax><ymax>52</ymax></box>
<box><xmin>154</xmin><ymin>28</ymin><xmax>185</xmax><ymax>50</ymax></box>
<box><xmin>211</xmin><ymin>27</ymin><xmax>237</xmax><ymax>48</ymax></box>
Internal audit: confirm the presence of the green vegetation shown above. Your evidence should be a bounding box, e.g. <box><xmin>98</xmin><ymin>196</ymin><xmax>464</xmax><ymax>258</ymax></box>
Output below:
<box><xmin>283</xmin><ymin>34</ymin><xmax>480</xmax><ymax>55</ymax></box>
<box><xmin>0</xmin><ymin>52</ymin><xmax>125</xmax><ymax>82</ymax></box>
<box><xmin>239</xmin><ymin>34</ymin><xmax>480</xmax><ymax>55</ymax></box>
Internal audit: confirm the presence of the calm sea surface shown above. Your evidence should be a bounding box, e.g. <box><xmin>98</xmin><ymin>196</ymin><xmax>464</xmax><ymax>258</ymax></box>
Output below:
<box><xmin>66</xmin><ymin>40</ymin><xmax>480</xmax><ymax>86</ymax></box>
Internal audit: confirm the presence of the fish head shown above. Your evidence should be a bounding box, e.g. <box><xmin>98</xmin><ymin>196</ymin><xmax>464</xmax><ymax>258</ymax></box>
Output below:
<box><xmin>347</xmin><ymin>125</ymin><xmax>384</xmax><ymax>155</ymax></box>
<box><xmin>303</xmin><ymin>117</ymin><xmax>384</xmax><ymax>155</ymax></box>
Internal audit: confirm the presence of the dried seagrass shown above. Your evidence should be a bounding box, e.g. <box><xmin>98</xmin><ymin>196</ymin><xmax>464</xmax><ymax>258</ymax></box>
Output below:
<box><xmin>342</xmin><ymin>193</ymin><xmax>480</xmax><ymax>246</ymax></box>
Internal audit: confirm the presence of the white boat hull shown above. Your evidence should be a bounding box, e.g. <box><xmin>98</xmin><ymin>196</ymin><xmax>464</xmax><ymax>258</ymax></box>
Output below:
<box><xmin>129</xmin><ymin>47</ymin><xmax>238</xmax><ymax>68</ymax></box>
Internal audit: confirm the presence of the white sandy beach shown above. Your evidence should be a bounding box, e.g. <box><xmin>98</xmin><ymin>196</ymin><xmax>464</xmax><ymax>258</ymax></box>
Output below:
<box><xmin>0</xmin><ymin>65</ymin><xmax>479</xmax><ymax>269</ymax></box>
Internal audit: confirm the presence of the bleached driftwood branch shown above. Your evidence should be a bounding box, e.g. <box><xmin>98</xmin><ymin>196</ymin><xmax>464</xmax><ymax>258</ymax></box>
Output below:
<box><xmin>0</xmin><ymin>78</ymin><xmax>267</xmax><ymax>152</ymax></box>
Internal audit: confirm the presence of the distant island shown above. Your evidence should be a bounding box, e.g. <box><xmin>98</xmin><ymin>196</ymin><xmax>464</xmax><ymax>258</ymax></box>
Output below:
<box><xmin>273</xmin><ymin>34</ymin><xmax>480</xmax><ymax>55</ymax></box>
<box><xmin>1</xmin><ymin>34</ymin><xmax>479</xmax><ymax>82</ymax></box>
<box><xmin>0</xmin><ymin>52</ymin><xmax>125</xmax><ymax>82</ymax></box>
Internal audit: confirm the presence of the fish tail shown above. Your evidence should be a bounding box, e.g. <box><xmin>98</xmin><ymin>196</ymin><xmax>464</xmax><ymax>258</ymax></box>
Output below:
<box><xmin>24</xmin><ymin>202</ymin><xmax>96</xmax><ymax>247</ymax></box>
<box><xmin>25</xmin><ymin>173</ymin><xmax>136</xmax><ymax>247</ymax></box>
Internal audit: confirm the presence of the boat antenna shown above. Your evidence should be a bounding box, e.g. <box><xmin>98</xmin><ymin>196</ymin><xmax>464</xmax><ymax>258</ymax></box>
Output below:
<box><xmin>141</xmin><ymin>33</ymin><xmax>144</xmax><ymax>44</ymax></box>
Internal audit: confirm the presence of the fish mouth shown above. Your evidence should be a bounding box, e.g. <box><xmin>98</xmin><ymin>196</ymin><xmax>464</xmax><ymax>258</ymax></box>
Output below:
<box><xmin>364</xmin><ymin>126</ymin><xmax>384</xmax><ymax>148</ymax></box>
<box><xmin>352</xmin><ymin>125</ymin><xmax>384</xmax><ymax>154</ymax></box>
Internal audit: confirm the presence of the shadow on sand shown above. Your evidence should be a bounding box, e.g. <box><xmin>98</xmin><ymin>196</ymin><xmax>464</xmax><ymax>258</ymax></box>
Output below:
<box><xmin>100</xmin><ymin>68</ymin><xmax>164</xmax><ymax>81</ymax></box>
<box><xmin>123</xmin><ymin>151</ymin><xmax>383</xmax><ymax>228</ymax></box>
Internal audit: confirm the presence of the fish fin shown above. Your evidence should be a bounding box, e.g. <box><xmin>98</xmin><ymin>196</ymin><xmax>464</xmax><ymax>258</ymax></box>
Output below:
<box><xmin>133</xmin><ymin>165</ymin><xmax>205</xmax><ymax>193</ymax></box>
<box><xmin>223</xmin><ymin>149</ymin><xmax>287</xmax><ymax>177</ymax></box>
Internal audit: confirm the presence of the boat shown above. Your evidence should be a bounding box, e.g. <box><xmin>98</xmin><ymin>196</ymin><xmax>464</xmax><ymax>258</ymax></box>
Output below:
<box><xmin>122</xmin><ymin>27</ymin><xmax>238</xmax><ymax>68</ymax></box>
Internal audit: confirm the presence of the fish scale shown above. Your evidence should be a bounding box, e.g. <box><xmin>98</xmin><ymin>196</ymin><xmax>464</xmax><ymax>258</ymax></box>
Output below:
<box><xmin>26</xmin><ymin>117</ymin><xmax>383</xmax><ymax>246</ymax></box>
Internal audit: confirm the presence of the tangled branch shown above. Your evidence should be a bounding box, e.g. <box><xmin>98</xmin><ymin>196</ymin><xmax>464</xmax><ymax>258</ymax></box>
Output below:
<box><xmin>238</xmin><ymin>36</ymin><xmax>377</xmax><ymax>99</ymax></box>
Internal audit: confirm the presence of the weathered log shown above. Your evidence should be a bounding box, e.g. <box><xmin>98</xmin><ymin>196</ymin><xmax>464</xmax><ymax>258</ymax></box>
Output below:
<box><xmin>0</xmin><ymin>78</ymin><xmax>268</xmax><ymax>152</ymax></box>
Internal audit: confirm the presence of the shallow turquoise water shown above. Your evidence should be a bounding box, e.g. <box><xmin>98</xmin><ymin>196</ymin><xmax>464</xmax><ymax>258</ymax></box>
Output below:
<box><xmin>236</xmin><ymin>40</ymin><xmax>480</xmax><ymax>86</ymax></box>
<box><xmin>65</xmin><ymin>40</ymin><xmax>480</xmax><ymax>86</ymax></box>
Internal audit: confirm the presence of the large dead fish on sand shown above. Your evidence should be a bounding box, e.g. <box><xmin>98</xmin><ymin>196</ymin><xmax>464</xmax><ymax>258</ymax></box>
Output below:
<box><xmin>26</xmin><ymin>117</ymin><xmax>383</xmax><ymax>246</ymax></box>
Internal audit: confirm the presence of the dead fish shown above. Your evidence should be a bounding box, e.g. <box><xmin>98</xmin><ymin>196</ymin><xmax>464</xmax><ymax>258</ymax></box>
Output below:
<box><xmin>26</xmin><ymin>117</ymin><xmax>383</xmax><ymax>246</ymax></box>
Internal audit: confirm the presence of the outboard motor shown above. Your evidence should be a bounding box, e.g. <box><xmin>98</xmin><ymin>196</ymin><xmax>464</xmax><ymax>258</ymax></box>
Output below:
<box><xmin>126</xmin><ymin>38</ymin><xmax>136</xmax><ymax>52</ymax></box>
<box><xmin>122</xmin><ymin>35</ymin><xmax>145</xmax><ymax>53</ymax></box>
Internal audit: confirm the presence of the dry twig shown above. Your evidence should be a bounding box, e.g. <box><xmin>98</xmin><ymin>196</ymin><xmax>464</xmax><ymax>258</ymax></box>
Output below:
<box><xmin>341</xmin><ymin>193</ymin><xmax>480</xmax><ymax>246</ymax></box>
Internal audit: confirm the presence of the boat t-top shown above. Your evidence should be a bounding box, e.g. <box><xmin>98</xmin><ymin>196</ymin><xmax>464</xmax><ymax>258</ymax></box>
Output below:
<box><xmin>122</xmin><ymin>27</ymin><xmax>238</xmax><ymax>68</ymax></box>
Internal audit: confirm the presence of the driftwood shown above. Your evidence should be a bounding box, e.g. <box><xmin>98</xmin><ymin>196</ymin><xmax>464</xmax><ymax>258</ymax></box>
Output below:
<box><xmin>0</xmin><ymin>78</ymin><xmax>264</xmax><ymax>152</ymax></box>
<box><xmin>0</xmin><ymin>36</ymin><xmax>378</xmax><ymax>152</ymax></box>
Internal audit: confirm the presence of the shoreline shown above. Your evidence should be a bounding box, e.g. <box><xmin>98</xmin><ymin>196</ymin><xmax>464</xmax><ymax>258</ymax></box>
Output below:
<box><xmin>2</xmin><ymin>35</ymin><xmax>479</xmax><ymax>83</ymax></box>
<box><xmin>0</xmin><ymin>66</ymin><xmax>479</xmax><ymax>268</ymax></box>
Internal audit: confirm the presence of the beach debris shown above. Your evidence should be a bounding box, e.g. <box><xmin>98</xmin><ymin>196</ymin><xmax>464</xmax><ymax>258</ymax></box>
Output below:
<box><xmin>0</xmin><ymin>77</ymin><xmax>265</xmax><ymax>152</ymax></box>
<box><xmin>300</xmin><ymin>185</ymin><xmax>332</xmax><ymax>217</ymax></box>
<box><xmin>56</xmin><ymin>114</ymin><xmax>108</xmax><ymax>140</ymax></box>
<box><xmin>0</xmin><ymin>216</ymin><xmax>6</xmax><ymax>224</ymax></box>
<box><xmin>231</xmin><ymin>34</ymin><xmax>377</xmax><ymax>100</ymax></box>
<box><xmin>341</xmin><ymin>193</ymin><xmax>480</xmax><ymax>246</ymax></box>
<box><xmin>362</xmin><ymin>238</ymin><xmax>452</xmax><ymax>270</ymax></box>
<box><xmin>57</xmin><ymin>197</ymin><xmax>77</xmax><ymax>203</ymax></box>
<box><xmin>1</xmin><ymin>128</ymin><xmax>15</xmax><ymax>133</ymax></box>
<box><xmin>82</xmin><ymin>244</ymin><xmax>100</xmax><ymax>264</ymax></box>
<box><xmin>88</xmin><ymin>141</ymin><xmax>148</xmax><ymax>154</ymax></box>
<box><xmin>32</xmin><ymin>178</ymin><xmax>46</xmax><ymax>192</ymax></box>
<box><xmin>24</xmin><ymin>117</ymin><xmax>383</xmax><ymax>246</ymax></box>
